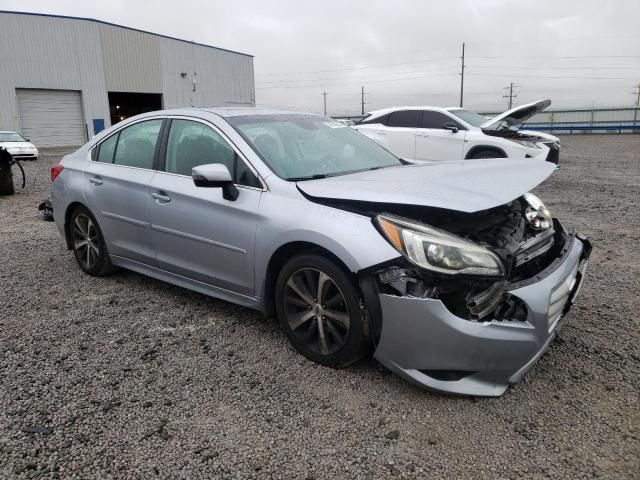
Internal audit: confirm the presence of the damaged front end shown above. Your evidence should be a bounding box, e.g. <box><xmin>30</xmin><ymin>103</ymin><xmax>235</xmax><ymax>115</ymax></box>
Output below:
<box><xmin>352</xmin><ymin>195</ymin><xmax>591</xmax><ymax>396</ymax></box>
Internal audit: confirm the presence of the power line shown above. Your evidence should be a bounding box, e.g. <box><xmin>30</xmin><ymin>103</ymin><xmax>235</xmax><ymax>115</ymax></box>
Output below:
<box><xmin>257</xmin><ymin>64</ymin><xmax>459</xmax><ymax>86</ymax></box>
<box><xmin>467</xmin><ymin>72</ymin><xmax>638</xmax><ymax>80</ymax></box>
<box><xmin>255</xmin><ymin>71</ymin><xmax>459</xmax><ymax>89</ymax></box>
<box><xmin>467</xmin><ymin>65</ymin><xmax>640</xmax><ymax>70</ymax></box>
<box><xmin>256</xmin><ymin>56</ymin><xmax>458</xmax><ymax>77</ymax></box>
<box><xmin>468</xmin><ymin>55</ymin><xmax>640</xmax><ymax>59</ymax></box>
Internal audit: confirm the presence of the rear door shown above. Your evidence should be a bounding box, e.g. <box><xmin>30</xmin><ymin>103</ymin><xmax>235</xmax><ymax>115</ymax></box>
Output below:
<box><xmin>149</xmin><ymin>117</ymin><xmax>263</xmax><ymax>296</ymax></box>
<box><xmin>83</xmin><ymin>118</ymin><xmax>164</xmax><ymax>265</ymax></box>
<box><xmin>414</xmin><ymin>111</ymin><xmax>466</xmax><ymax>161</ymax></box>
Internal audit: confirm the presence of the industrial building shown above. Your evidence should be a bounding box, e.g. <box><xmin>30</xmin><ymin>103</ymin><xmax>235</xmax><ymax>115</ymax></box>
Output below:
<box><xmin>0</xmin><ymin>11</ymin><xmax>255</xmax><ymax>146</ymax></box>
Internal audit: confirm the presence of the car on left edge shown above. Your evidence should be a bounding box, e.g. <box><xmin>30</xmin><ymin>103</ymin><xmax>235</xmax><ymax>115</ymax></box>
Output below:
<box><xmin>0</xmin><ymin>131</ymin><xmax>38</xmax><ymax>160</ymax></box>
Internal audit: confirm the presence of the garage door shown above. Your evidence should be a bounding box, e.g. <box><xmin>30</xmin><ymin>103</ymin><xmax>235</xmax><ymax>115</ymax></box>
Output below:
<box><xmin>16</xmin><ymin>89</ymin><xmax>86</xmax><ymax>147</ymax></box>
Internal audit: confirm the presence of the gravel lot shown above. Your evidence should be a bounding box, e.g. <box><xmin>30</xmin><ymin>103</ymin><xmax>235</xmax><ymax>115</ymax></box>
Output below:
<box><xmin>1</xmin><ymin>135</ymin><xmax>639</xmax><ymax>479</ymax></box>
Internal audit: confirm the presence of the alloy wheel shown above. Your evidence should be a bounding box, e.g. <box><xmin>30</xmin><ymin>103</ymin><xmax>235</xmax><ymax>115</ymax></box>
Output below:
<box><xmin>72</xmin><ymin>213</ymin><xmax>101</xmax><ymax>270</ymax></box>
<box><xmin>283</xmin><ymin>268</ymin><xmax>351</xmax><ymax>356</ymax></box>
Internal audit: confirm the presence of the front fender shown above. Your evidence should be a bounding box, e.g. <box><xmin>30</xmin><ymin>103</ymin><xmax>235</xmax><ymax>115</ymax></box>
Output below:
<box><xmin>253</xmin><ymin>186</ymin><xmax>399</xmax><ymax>300</ymax></box>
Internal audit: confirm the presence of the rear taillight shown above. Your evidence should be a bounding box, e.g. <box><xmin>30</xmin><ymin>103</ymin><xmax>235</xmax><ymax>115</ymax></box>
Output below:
<box><xmin>51</xmin><ymin>163</ymin><xmax>64</xmax><ymax>182</ymax></box>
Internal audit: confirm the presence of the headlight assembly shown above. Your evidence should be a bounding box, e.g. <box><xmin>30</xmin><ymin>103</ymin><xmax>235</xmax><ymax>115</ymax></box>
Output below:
<box><xmin>523</xmin><ymin>193</ymin><xmax>553</xmax><ymax>230</ymax></box>
<box><xmin>375</xmin><ymin>214</ymin><xmax>505</xmax><ymax>277</ymax></box>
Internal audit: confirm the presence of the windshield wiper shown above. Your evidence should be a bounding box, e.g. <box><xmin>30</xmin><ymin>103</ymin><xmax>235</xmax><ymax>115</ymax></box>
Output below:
<box><xmin>287</xmin><ymin>174</ymin><xmax>328</xmax><ymax>181</ymax></box>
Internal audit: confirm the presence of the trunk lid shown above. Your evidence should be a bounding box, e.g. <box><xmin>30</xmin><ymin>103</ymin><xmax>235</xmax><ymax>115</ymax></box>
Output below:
<box><xmin>296</xmin><ymin>159</ymin><xmax>556</xmax><ymax>213</ymax></box>
<box><xmin>481</xmin><ymin>99</ymin><xmax>551</xmax><ymax>133</ymax></box>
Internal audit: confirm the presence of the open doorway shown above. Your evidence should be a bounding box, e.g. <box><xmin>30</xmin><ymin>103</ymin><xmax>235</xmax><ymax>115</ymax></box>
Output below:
<box><xmin>108</xmin><ymin>92</ymin><xmax>163</xmax><ymax>126</ymax></box>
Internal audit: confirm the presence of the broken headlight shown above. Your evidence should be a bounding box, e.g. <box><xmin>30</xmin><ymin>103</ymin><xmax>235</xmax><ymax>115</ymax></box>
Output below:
<box><xmin>376</xmin><ymin>214</ymin><xmax>505</xmax><ymax>277</ymax></box>
<box><xmin>523</xmin><ymin>193</ymin><xmax>553</xmax><ymax>230</ymax></box>
<box><xmin>506</xmin><ymin>138</ymin><xmax>541</xmax><ymax>149</ymax></box>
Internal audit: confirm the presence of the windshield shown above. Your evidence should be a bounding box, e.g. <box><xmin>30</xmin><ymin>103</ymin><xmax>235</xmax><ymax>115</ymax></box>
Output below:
<box><xmin>228</xmin><ymin>114</ymin><xmax>401</xmax><ymax>180</ymax></box>
<box><xmin>447</xmin><ymin>109</ymin><xmax>490</xmax><ymax>128</ymax></box>
<box><xmin>0</xmin><ymin>132</ymin><xmax>26</xmax><ymax>142</ymax></box>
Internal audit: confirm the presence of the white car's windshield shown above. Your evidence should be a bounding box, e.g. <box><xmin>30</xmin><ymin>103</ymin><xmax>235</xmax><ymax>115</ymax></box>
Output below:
<box><xmin>229</xmin><ymin>114</ymin><xmax>401</xmax><ymax>180</ymax></box>
<box><xmin>447</xmin><ymin>109</ymin><xmax>489</xmax><ymax>128</ymax></box>
<box><xmin>0</xmin><ymin>132</ymin><xmax>27</xmax><ymax>142</ymax></box>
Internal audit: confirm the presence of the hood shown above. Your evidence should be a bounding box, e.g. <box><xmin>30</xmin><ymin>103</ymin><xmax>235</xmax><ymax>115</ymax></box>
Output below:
<box><xmin>297</xmin><ymin>159</ymin><xmax>556</xmax><ymax>213</ymax></box>
<box><xmin>520</xmin><ymin>130</ymin><xmax>560</xmax><ymax>143</ymax></box>
<box><xmin>481</xmin><ymin>99</ymin><xmax>551</xmax><ymax>132</ymax></box>
<box><xmin>0</xmin><ymin>141</ymin><xmax>36</xmax><ymax>149</ymax></box>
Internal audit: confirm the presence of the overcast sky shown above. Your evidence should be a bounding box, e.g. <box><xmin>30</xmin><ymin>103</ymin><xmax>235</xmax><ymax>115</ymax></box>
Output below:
<box><xmin>3</xmin><ymin>0</ymin><xmax>640</xmax><ymax>115</ymax></box>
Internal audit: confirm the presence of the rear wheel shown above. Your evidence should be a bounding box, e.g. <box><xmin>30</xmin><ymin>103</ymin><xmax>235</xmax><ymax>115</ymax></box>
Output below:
<box><xmin>70</xmin><ymin>206</ymin><xmax>114</xmax><ymax>276</ymax></box>
<box><xmin>275</xmin><ymin>253</ymin><xmax>369</xmax><ymax>367</ymax></box>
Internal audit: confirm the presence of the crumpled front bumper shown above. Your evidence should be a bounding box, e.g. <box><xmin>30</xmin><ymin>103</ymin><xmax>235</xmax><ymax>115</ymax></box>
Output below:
<box><xmin>373</xmin><ymin>230</ymin><xmax>591</xmax><ymax>397</ymax></box>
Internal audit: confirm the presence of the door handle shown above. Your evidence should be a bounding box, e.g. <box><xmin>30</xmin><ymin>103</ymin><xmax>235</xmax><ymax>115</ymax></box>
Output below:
<box><xmin>89</xmin><ymin>176</ymin><xmax>103</xmax><ymax>186</ymax></box>
<box><xmin>416</xmin><ymin>132</ymin><xmax>429</xmax><ymax>137</ymax></box>
<box><xmin>151</xmin><ymin>192</ymin><xmax>171</xmax><ymax>203</ymax></box>
<box><xmin>377</xmin><ymin>131</ymin><xmax>387</xmax><ymax>136</ymax></box>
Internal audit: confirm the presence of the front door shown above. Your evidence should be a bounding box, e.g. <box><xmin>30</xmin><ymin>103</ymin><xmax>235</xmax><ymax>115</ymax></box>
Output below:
<box><xmin>149</xmin><ymin>118</ymin><xmax>263</xmax><ymax>297</ymax></box>
<box><xmin>414</xmin><ymin>111</ymin><xmax>466</xmax><ymax>162</ymax></box>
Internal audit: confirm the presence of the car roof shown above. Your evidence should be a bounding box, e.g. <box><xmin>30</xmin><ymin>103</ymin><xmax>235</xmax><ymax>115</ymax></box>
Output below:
<box><xmin>131</xmin><ymin>107</ymin><xmax>324</xmax><ymax>119</ymax></box>
<box><xmin>364</xmin><ymin>105</ymin><xmax>452</xmax><ymax>119</ymax></box>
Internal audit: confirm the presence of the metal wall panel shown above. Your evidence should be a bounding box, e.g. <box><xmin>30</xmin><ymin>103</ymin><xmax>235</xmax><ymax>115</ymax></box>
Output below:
<box><xmin>100</xmin><ymin>24</ymin><xmax>163</xmax><ymax>93</ymax></box>
<box><xmin>159</xmin><ymin>38</ymin><xmax>255</xmax><ymax>109</ymax></box>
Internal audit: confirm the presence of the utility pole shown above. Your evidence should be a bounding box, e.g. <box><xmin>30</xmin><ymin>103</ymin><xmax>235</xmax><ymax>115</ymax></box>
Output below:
<box><xmin>459</xmin><ymin>42</ymin><xmax>465</xmax><ymax>108</ymax></box>
<box><xmin>361</xmin><ymin>86</ymin><xmax>366</xmax><ymax>116</ymax></box>
<box><xmin>322</xmin><ymin>91</ymin><xmax>328</xmax><ymax>115</ymax></box>
<box><xmin>633</xmin><ymin>82</ymin><xmax>640</xmax><ymax>107</ymax></box>
<box><xmin>503</xmin><ymin>82</ymin><xmax>520</xmax><ymax>109</ymax></box>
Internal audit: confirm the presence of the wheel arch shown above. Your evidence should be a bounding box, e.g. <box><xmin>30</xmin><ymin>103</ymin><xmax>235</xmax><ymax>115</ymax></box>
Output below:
<box><xmin>262</xmin><ymin>241</ymin><xmax>355</xmax><ymax>317</ymax></box>
<box><xmin>465</xmin><ymin>145</ymin><xmax>507</xmax><ymax>159</ymax></box>
<box><xmin>63</xmin><ymin>201</ymin><xmax>98</xmax><ymax>250</ymax></box>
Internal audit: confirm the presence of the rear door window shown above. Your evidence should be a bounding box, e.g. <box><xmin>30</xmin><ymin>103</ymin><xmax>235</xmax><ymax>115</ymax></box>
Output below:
<box><xmin>386</xmin><ymin>110</ymin><xmax>422</xmax><ymax>128</ymax></box>
<box><xmin>113</xmin><ymin>119</ymin><xmax>163</xmax><ymax>169</ymax></box>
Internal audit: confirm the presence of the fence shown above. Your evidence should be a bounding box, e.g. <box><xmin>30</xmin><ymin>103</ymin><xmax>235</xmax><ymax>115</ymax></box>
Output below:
<box><xmin>480</xmin><ymin>107</ymin><xmax>640</xmax><ymax>134</ymax></box>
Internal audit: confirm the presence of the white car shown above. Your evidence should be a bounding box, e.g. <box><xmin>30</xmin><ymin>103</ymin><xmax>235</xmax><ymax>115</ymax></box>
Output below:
<box><xmin>0</xmin><ymin>131</ymin><xmax>38</xmax><ymax>161</ymax></box>
<box><xmin>354</xmin><ymin>99</ymin><xmax>560</xmax><ymax>164</ymax></box>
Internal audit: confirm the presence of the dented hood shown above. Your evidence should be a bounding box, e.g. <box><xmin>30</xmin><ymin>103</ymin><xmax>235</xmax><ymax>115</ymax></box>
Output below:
<box><xmin>297</xmin><ymin>159</ymin><xmax>556</xmax><ymax>213</ymax></box>
<box><xmin>481</xmin><ymin>99</ymin><xmax>551</xmax><ymax>132</ymax></box>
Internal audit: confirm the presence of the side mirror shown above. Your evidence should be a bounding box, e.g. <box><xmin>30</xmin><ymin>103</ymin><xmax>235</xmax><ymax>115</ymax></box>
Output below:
<box><xmin>192</xmin><ymin>163</ymin><xmax>239</xmax><ymax>201</ymax></box>
<box><xmin>443</xmin><ymin>124</ymin><xmax>459</xmax><ymax>133</ymax></box>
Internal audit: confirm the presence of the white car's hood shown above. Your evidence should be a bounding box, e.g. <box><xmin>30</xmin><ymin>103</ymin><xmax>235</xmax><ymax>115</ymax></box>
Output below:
<box><xmin>0</xmin><ymin>141</ymin><xmax>37</xmax><ymax>150</ymax></box>
<box><xmin>481</xmin><ymin>99</ymin><xmax>551</xmax><ymax>132</ymax></box>
<box><xmin>297</xmin><ymin>159</ymin><xmax>556</xmax><ymax>213</ymax></box>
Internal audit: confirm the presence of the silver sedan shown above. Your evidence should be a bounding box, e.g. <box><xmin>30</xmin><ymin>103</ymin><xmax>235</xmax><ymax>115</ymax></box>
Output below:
<box><xmin>50</xmin><ymin>108</ymin><xmax>591</xmax><ymax>396</ymax></box>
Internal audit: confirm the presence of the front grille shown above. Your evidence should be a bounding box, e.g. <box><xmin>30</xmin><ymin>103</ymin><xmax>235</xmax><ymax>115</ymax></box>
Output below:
<box><xmin>544</xmin><ymin>142</ymin><xmax>560</xmax><ymax>164</ymax></box>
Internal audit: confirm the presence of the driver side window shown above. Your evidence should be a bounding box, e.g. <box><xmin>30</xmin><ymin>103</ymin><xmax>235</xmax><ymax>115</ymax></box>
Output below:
<box><xmin>165</xmin><ymin>119</ymin><xmax>261</xmax><ymax>188</ymax></box>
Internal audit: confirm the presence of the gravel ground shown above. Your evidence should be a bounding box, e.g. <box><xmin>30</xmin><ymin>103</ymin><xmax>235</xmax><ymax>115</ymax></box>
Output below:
<box><xmin>0</xmin><ymin>136</ymin><xmax>639</xmax><ymax>479</ymax></box>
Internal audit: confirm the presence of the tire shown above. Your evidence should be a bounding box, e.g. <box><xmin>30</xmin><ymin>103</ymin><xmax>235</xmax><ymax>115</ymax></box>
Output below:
<box><xmin>69</xmin><ymin>206</ymin><xmax>115</xmax><ymax>276</ymax></box>
<box><xmin>468</xmin><ymin>149</ymin><xmax>503</xmax><ymax>159</ymax></box>
<box><xmin>275</xmin><ymin>253</ymin><xmax>370</xmax><ymax>368</ymax></box>
<box><xmin>0</xmin><ymin>153</ymin><xmax>15</xmax><ymax>196</ymax></box>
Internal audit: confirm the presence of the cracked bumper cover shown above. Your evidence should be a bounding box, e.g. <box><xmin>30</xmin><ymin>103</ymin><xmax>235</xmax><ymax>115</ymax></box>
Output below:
<box><xmin>373</xmin><ymin>231</ymin><xmax>591</xmax><ymax>397</ymax></box>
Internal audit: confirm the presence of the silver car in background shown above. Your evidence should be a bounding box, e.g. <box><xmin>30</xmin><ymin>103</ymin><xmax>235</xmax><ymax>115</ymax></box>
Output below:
<box><xmin>50</xmin><ymin>108</ymin><xmax>591</xmax><ymax>396</ymax></box>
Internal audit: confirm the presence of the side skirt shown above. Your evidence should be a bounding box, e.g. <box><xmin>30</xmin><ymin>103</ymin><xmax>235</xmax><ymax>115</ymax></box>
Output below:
<box><xmin>110</xmin><ymin>255</ymin><xmax>263</xmax><ymax>311</ymax></box>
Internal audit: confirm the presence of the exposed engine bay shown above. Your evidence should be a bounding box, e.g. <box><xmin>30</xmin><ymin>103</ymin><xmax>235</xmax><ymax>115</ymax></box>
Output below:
<box><xmin>316</xmin><ymin>195</ymin><xmax>567</xmax><ymax>324</ymax></box>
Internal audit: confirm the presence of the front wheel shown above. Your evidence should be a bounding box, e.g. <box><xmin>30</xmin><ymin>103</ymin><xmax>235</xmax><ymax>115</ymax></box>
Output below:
<box><xmin>468</xmin><ymin>149</ymin><xmax>503</xmax><ymax>159</ymax></box>
<box><xmin>275</xmin><ymin>253</ymin><xmax>370</xmax><ymax>368</ymax></box>
<box><xmin>69</xmin><ymin>206</ymin><xmax>114</xmax><ymax>276</ymax></box>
